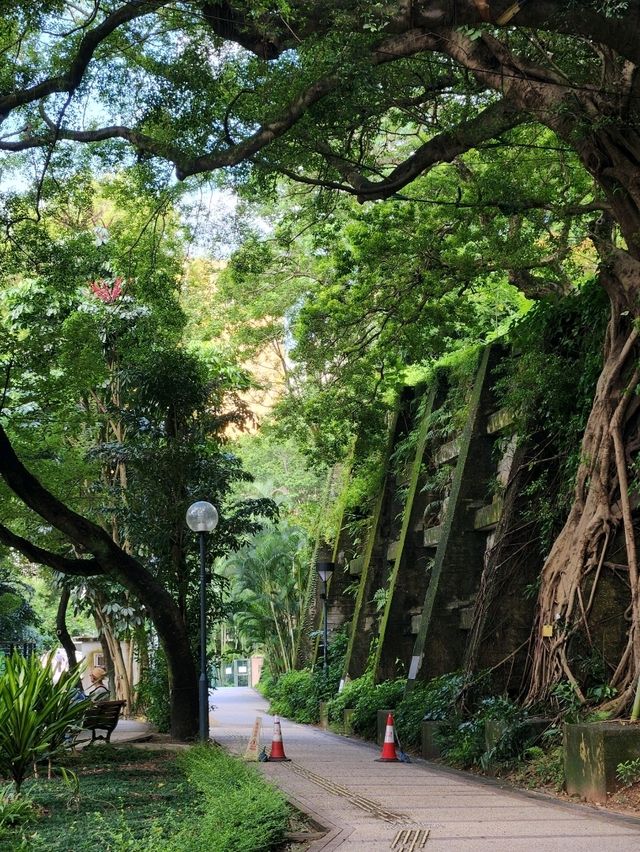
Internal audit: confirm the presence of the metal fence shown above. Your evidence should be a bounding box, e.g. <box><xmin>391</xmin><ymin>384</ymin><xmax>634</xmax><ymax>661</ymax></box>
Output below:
<box><xmin>0</xmin><ymin>641</ymin><xmax>37</xmax><ymax>657</ymax></box>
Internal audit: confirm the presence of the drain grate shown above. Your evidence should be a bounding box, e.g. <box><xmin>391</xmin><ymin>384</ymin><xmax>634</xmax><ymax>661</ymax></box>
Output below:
<box><xmin>391</xmin><ymin>827</ymin><xmax>430</xmax><ymax>849</ymax></box>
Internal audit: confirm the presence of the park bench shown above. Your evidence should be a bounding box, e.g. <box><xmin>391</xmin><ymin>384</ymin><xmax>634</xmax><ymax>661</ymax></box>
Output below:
<box><xmin>79</xmin><ymin>700</ymin><xmax>127</xmax><ymax>745</ymax></box>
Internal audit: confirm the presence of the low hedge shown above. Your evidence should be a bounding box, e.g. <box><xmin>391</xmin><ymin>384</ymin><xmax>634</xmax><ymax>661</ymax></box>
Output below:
<box><xmin>166</xmin><ymin>746</ymin><xmax>291</xmax><ymax>852</ymax></box>
<box><xmin>268</xmin><ymin>669</ymin><xmax>321</xmax><ymax>724</ymax></box>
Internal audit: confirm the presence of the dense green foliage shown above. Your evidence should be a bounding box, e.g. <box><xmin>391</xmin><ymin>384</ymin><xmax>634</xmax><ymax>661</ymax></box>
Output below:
<box><xmin>0</xmin><ymin>0</ymin><xmax>634</xmax><ymax>744</ymax></box>
<box><xmin>1</xmin><ymin>178</ymin><xmax>275</xmax><ymax>621</ymax></box>
<box><xmin>325</xmin><ymin>673</ymin><xmax>407</xmax><ymax>741</ymax></box>
<box><xmin>260</xmin><ymin>630</ymin><xmax>348</xmax><ymax>723</ymax></box>
<box><xmin>349</xmin><ymin>678</ymin><xmax>406</xmax><ymax>741</ymax></box>
<box><xmin>496</xmin><ymin>281</ymin><xmax>609</xmax><ymax>551</ymax></box>
<box><xmin>394</xmin><ymin>673</ymin><xmax>471</xmax><ymax>750</ymax></box>
<box><xmin>266</xmin><ymin>669</ymin><xmax>321</xmax><ymax>724</ymax></box>
<box><xmin>1</xmin><ymin>746</ymin><xmax>290</xmax><ymax>851</ymax></box>
<box><xmin>0</xmin><ymin>565</ymin><xmax>40</xmax><ymax>646</ymax></box>
<box><xmin>216</xmin><ymin>173</ymin><xmax>550</xmax><ymax>466</ymax></box>
<box><xmin>327</xmin><ymin>671</ymin><xmax>474</xmax><ymax>748</ymax></box>
<box><xmin>223</xmin><ymin>522</ymin><xmax>310</xmax><ymax>675</ymax></box>
<box><xmin>0</xmin><ymin>177</ymin><xmax>279</xmax><ymax>733</ymax></box>
<box><xmin>0</xmin><ymin>652</ymin><xmax>89</xmax><ymax>793</ymax></box>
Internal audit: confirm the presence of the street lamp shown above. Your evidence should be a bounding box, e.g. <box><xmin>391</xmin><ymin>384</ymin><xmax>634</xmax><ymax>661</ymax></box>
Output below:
<box><xmin>316</xmin><ymin>560</ymin><xmax>335</xmax><ymax>674</ymax></box>
<box><xmin>186</xmin><ymin>500</ymin><xmax>219</xmax><ymax>742</ymax></box>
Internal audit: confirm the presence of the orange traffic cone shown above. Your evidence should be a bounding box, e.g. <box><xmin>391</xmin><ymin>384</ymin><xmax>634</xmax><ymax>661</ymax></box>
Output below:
<box><xmin>267</xmin><ymin>716</ymin><xmax>291</xmax><ymax>762</ymax></box>
<box><xmin>375</xmin><ymin>713</ymin><xmax>399</xmax><ymax>762</ymax></box>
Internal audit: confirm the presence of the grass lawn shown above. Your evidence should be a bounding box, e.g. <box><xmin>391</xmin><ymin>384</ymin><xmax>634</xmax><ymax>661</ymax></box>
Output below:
<box><xmin>1</xmin><ymin>745</ymin><xmax>291</xmax><ymax>851</ymax></box>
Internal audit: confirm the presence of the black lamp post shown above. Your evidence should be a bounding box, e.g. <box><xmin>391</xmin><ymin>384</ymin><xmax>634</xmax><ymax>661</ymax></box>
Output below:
<box><xmin>186</xmin><ymin>500</ymin><xmax>219</xmax><ymax>742</ymax></box>
<box><xmin>316</xmin><ymin>561</ymin><xmax>335</xmax><ymax>674</ymax></box>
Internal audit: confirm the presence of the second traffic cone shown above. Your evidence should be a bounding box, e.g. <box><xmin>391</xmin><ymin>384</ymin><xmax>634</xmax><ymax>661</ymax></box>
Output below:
<box><xmin>267</xmin><ymin>716</ymin><xmax>291</xmax><ymax>762</ymax></box>
<box><xmin>375</xmin><ymin>713</ymin><xmax>399</xmax><ymax>762</ymax></box>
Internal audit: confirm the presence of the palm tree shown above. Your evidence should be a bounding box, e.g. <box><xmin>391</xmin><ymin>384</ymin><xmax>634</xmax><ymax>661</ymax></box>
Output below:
<box><xmin>223</xmin><ymin>523</ymin><xmax>309</xmax><ymax>674</ymax></box>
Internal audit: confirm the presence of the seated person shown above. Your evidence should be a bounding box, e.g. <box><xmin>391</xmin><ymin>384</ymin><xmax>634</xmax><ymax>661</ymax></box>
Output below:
<box><xmin>87</xmin><ymin>666</ymin><xmax>110</xmax><ymax>701</ymax></box>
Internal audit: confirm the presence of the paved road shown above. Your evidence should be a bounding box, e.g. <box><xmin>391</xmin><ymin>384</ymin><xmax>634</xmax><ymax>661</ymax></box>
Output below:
<box><xmin>210</xmin><ymin>687</ymin><xmax>640</xmax><ymax>852</ymax></box>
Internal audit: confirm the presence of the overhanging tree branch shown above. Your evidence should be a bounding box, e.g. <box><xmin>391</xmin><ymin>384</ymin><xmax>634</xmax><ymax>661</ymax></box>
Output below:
<box><xmin>0</xmin><ymin>1</ymin><xmax>171</xmax><ymax>121</ymax></box>
<box><xmin>0</xmin><ymin>421</ymin><xmax>123</xmax><ymax>558</ymax></box>
<box><xmin>0</xmin><ymin>523</ymin><xmax>103</xmax><ymax>577</ymax></box>
<box><xmin>314</xmin><ymin>97</ymin><xmax>525</xmax><ymax>201</ymax></box>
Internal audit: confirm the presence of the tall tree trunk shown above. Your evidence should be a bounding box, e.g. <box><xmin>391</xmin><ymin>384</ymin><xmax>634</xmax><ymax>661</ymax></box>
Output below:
<box><xmin>56</xmin><ymin>586</ymin><xmax>81</xmax><ymax>689</ymax></box>
<box><xmin>93</xmin><ymin>602</ymin><xmax>132</xmax><ymax>712</ymax></box>
<box><xmin>0</xmin><ymin>424</ymin><xmax>200</xmax><ymax>739</ymax></box>
<box><xmin>96</xmin><ymin>620</ymin><xmax>115</xmax><ymax>699</ymax></box>
<box><xmin>526</xmin><ymin>267</ymin><xmax>640</xmax><ymax>709</ymax></box>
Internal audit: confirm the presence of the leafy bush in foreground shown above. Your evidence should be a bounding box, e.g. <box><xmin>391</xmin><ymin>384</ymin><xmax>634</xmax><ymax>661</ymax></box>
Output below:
<box><xmin>0</xmin><ymin>783</ymin><xmax>39</xmax><ymax>836</ymax></box>
<box><xmin>0</xmin><ymin>651</ymin><xmax>90</xmax><ymax>792</ymax></box>
<box><xmin>168</xmin><ymin>746</ymin><xmax>290</xmax><ymax>851</ymax></box>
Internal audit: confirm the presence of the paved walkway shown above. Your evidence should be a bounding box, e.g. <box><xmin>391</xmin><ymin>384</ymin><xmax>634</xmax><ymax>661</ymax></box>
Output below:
<box><xmin>211</xmin><ymin>687</ymin><xmax>640</xmax><ymax>851</ymax></box>
<box><xmin>109</xmin><ymin>719</ymin><xmax>153</xmax><ymax>743</ymax></box>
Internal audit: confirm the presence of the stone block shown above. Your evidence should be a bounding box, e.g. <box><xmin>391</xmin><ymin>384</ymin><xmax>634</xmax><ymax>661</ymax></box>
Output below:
<box><xmin>473</xmin><ymin>497</ymin><xmax>504</xmax><ymax>530</ymax></box>
<box><xmin>423</xmin><ymin>525</ymin><xmax>441</xmax><ymax>547</ymax></box>
<box><xmin>421</xmin><ymin>719</ymin><xmax>447</xmax><ymax>759</ymax></box>
<box><xmin>319</xmin><ymin>701</ymin><xmax>329</xmax><ymax>730</ymax></box>
<box><xmin>435</xmin><ymin>438</ymin><xmax>460</xmax><ymax>465</ymax></box>
<box><xmin>564</xmin><ymin>721</ymin><xmax>640</xmax><ymax>803</ymax></box>
<box><xmin>349</xmin><ymin>555</ymin><xmax>364</xmax><ymax>575</ymax></box>
<box><xmin>387</xmin><ymin>539</ymin><xmax>401</xmax><ymax>562</ymax></box>
<box><xmin>486</xmin><ymin>408</ymin><xmax>514</xmax><ymax>434</ymax></box>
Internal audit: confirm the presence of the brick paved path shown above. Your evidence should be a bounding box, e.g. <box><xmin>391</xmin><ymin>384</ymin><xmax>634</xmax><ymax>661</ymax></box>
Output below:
<box><xmin>210</xmin><ymin>687</ymin><xmax>640</xmax><ymax>851</ymax></box>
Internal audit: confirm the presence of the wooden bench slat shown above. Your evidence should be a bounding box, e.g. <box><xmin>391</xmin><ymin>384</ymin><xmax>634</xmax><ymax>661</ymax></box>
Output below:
<box><xmin>82</xmin><ymin>700</ymin><xmax>126</xmax><ymax>744</ymax></box>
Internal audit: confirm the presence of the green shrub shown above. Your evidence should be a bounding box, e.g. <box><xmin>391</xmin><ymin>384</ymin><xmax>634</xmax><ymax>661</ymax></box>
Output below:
<box><xmin>269</xmin><ymin>669</ymin><xmax>320</xmax><ymax>723</ymax></box>
<box><xmin>164</xmin><ymin>746</ymin><xmax>290</xmax><ymax>852</ymax></box>
<box><xmin>617</xmin><ymin>758</ymin><xmax>640</xmax><ymax>788</ymax></box>
<box><xmin>0</xmin><ymin>783</ymin><xmax>39</xmax><ymax>835</ymax></box>
<box><xmin>392</xmin><ymin>671</ymin><xmax>479</xmax><ymax>751</ymax></box>
<box><xmin>509</xmin><ymin>745</ymin><xmax>564</xmax><ymax>790</ymax></box>
<box><xmin>326</xmin><ymin>674</ymin><xmax>373</xmax><ymax>725</ymax></box>
<box><xmin>0</xmin><ymin>651</ymin><xmax>90</xmax><ymax>792</ymax></box>
<box><xmin>350</xmin><ymin>678</ymin><xmax>406</xmax><ymax>741</ymax></box>
<box><xmin>256</xmin><ymin>665</ymin><xmax>278</xmax><ymax>700</ymax></box>
<box><xmin>436</xmin><ymin>694</ymin><xmax>530</xmax><ymax>769</ymax></box>
<box><xmin>394</xmin><ymin>684</ymin><xmax>432</xmax><ymax>750</ymax></box>
<box><xmin>260</xmin><ymin>630</ymin><xmax>348</xmax><ymax>719</ymax></box>
<box><xmin>436</xmin><ymin>718</ymin><xmax>486</xmax><ymax>768</ymax></box>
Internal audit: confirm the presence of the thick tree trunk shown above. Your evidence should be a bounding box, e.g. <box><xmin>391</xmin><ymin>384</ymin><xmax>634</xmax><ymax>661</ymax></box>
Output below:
<box><xmin>526</xmin><ymin>276</ymin><xmax>640</xmax><ymax>708</ymax></box>
<box><xmin>0</xmin><ymin>424</ymin><xmax>200</xmax><ymax>740</ymax></box>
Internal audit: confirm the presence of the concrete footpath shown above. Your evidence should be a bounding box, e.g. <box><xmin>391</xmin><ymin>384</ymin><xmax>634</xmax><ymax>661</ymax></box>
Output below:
<box><xmin>211</xmin><ymin>687</ymin><xmax>640</xmax><ymax>852</ymax></box>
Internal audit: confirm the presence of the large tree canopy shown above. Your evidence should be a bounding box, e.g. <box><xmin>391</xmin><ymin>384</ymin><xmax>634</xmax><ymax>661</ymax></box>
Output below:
<box><xmin>0</xmin><ymin>3</ymin><xmax>634</xmax><ymax>224</ymax></box>
<box><xmin>0</xmin><ymin>178</ymin><xmax>276</xmax><ymax>737</ymax></box>
<box><xmin>4</xmin><ymin>1</ymin><xmax>640</xmax><ymax>716</ymax></box>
